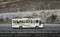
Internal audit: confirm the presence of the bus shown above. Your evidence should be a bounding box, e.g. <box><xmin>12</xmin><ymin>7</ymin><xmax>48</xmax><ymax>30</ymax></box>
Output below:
<box><xmin>12</xmin><ymin>18</ymin><xmax>44</xmax><ymax>29</ymax></box>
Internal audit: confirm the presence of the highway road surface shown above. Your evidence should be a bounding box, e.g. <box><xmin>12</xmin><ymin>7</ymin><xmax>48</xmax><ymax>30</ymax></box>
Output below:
<box><xmin>0</xmin><ymin>24</ymin><xmax>60</xmax><ymax>37</ymax></box>
<box><xmin>0</xmin><ymin>24</ymin><xmax>60</xmax><ymax>30</ymax></box>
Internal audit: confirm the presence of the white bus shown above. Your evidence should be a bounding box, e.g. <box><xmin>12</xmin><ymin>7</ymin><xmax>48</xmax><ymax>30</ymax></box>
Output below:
<box><xmin>12</xmin><ymin>18</ymin><xmax>44</xmax><ymax>29</ymax></box>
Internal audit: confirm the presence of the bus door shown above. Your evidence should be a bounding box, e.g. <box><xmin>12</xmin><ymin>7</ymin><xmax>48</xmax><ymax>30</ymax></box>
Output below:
<box><xmin>36</xmin><ymin>20</ymin><xmax>42</xmax><ymax>25</ymax></box>
<box><xmin>39</xmin><ymin>20</ymin><xmax>41</xmax><ymax>25</ymax></box>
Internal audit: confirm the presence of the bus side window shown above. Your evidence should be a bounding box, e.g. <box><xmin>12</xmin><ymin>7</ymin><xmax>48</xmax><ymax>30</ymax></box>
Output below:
<box><xmin>20</xmin><ymin>21</ymin><xmax>23</xmax><ymax>23</ymax></box>
<box><xmin>13</xmin><ymin>20</ymin><xmax>17</xmax><ymax>24</ymax></box>
<box><xmin>26</xmin><ymin>20</ymin><xmax>29</xmax><ymax>23</ymax></box>
<box><xmin>26</xmin><ymin>20</ymin><xmax>28</xmax><ymax>23</ymax></box>
<box><xmin>19</xmin><ymin>21</ymin><xmax>21</xmax><ymax>23</ymax></box>
<box><xmin>31</xmin><ymin>20</ymin><xmax>32</xmax><ymax>23</ymax></box>
<box><xmin>17</xmin><ymin>21</ymin><xmax>20</xmax><ymax>23</ymax></box>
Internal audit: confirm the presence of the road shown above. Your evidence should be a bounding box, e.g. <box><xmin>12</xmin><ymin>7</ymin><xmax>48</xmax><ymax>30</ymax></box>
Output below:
<box><xmin>0</xmin><ymin>24</ymin><xmax>60</xmax><ymax>30</ymax></box>
<box><xmin>0</xmin><ymin>24</ymin><xmax>59</xmax><ymax>37</ymax></box>
<box><xmin>0</xmin><ymin>24</ymin><xmax>60</xmax><ymax>33</ymax></box>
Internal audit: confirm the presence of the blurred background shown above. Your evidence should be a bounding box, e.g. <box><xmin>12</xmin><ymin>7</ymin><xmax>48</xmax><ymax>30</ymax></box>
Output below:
<box><xmin>0</xmin><ymin>0</ymin><xmax>60</xmax><ymax>24</ymax></box>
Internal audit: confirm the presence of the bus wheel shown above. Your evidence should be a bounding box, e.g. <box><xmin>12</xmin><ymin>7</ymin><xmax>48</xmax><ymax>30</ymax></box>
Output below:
<box><xmin>19</xmin><ymin>26</ymin><xmax>22</xmax><ymax>29</ymax></box>
<box><xmin>35</xmin><ymin>26</ymin><xmax>39</xmax><ymax>29</ymax></box>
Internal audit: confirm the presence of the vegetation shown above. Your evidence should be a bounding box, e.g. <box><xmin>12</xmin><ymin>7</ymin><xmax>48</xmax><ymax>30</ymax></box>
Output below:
<box><xmin>50</xmin><ymin>14</ymin><xmax>57</xmax><ymax>22</ymax></box>
<box><xmin>0</xmin><ymin>0</ymin><xmax>15</xmax><ymax>2</ymax></box>
<box><xmin>46</xmin><ymin>14</ymin><xmax>57</xmax><ymax>22</ymax></box>
<box><xmin>0</xmin><ymin>0</ymin><xmax>15</xmax><ymax>4</ymax></box>
<box><xmin>45</xmin><ymin>22</ymin><xmax>60</xmax><ymax>24</ymax></box>
<box><xmin>0</xmin><ymin>21</ymin><xmax>11</xmax><ymax>24</ymax></box>
<box><xmin>46</xmin><ymin>13</ymin><xmax>59</xmax><ymax>24</ymax></box>
<box><xmin>0</xmin><ymin>18</ymin><xmax>4</xmax><ymax>22</ymax></box>
<box><xmin>0</xmin><ymin>18</ymin><xmax>11</xmax><ymax>24</ymax></box>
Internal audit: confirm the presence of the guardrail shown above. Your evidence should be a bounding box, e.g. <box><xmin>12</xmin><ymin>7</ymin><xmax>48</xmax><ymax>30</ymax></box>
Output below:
<box><xmin>0</xmin><ymin>30</ymin><xmax>60</xmax><ymax>37</ymax></box>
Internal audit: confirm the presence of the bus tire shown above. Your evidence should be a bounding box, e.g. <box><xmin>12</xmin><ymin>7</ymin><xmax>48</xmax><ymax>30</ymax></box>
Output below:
<box><xmin>35</xmin><ymin>26</ymin><xmax>39</xmax><ymax>29</ymax></box>
<box><xmin>19</xmin><ymin>26</ymin><xmax>23</xmax><ymax>29</ymax></box>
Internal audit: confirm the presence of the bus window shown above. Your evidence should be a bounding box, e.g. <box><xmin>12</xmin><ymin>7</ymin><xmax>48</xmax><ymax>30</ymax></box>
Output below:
<box><xmin>17</xmin><ymin>21</ymin><xmax>19</xmax><ymax>23</ymax></box>
<box><xmin>36</xmin><ymin>20</ymin><xmax>38</xmax><ymax>23</ymax></box>
<box><xmin>20</xmin><ymin>21</ymin><xmax>23</xmax><ymax>23</ymax></box>
<box><xmin>26</xmin><ymin>20</ymin><xmax>28</xmax><ymax>23</ymax></box>
<box><xmin>13</xmin><ymin>20</ymin><xmax>17</xmax><ymax>24</ymax></box>
<box><xmin>31</xmin><ymin>20</ymin><xmax>32</xmax><ymax>23</ymax></box>
<box><xmin>26</xmin><ymin>20</ymin><xmax>29</xmax><ymax>23</ymax></box>
<box><xmin>29</xmin><ymin>20</ymin><xmax>32</xmax><ymax>23</ymax></box>
<box><xmin>23</xmin><ymin>20</ymin><xmax>26</xmax><ymax>23</ymax></box>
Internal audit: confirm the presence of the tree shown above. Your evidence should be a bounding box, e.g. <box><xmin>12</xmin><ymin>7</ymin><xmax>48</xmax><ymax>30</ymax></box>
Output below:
<box><xmin>50</xmin><ymin>14</ymin><xmax>57</xmax><ymax>22</ymax></box>
<box><xmin>0</xmin><ymin>18</ymin><xmax>4</xmax><ymax>22</ymax></box>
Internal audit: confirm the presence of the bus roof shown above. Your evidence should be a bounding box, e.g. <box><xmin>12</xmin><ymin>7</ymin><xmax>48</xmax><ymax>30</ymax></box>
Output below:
<box><xmin>12</xmin><ymin>18</ymin><xmax>42</xmax><ymax>20</ymax></box>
